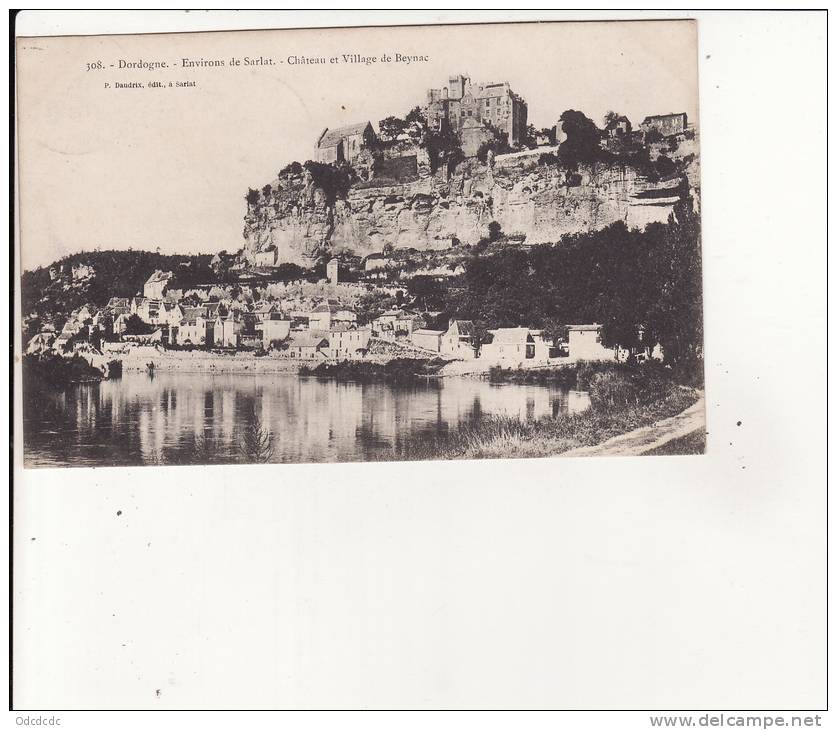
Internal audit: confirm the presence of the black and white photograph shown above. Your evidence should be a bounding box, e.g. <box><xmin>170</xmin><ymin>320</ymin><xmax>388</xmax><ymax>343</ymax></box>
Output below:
<box><xmin>10</xmin><ymin>9</ymin><xmax>827</xmax><ymax>721</ymax></box>
<box><xmin>17</xmin><ymin>19</ymin><xmax>704</xmax><ymax>467</ymax></box>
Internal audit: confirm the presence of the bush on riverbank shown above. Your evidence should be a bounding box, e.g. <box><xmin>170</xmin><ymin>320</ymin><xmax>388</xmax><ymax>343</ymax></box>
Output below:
<box><xmin>487</xmin><ymin>359</ymin><xmax>688</xmax><ymax>396</ymax></box>
<box><xmin>23</xmin><ymin>353</ymin><xmax>103</xmax><ymax>391</ymax></box>
<box><xmin>301</xmin><ymin>358</ymin><xmax>447</xmax><ymax>382</ymax></box>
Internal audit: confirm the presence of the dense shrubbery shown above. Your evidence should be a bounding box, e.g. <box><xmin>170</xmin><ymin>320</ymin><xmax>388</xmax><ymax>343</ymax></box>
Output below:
<box><xmin>279</xmin><ymin>161</ymin><xmax>303</xmax><ymax>176</ymax></box>
<box><xmin>21</xmin><ymin>249</ymin><xmax>215</xmax><ymax>318</ymax></box>
<box><xmin>301</xmin><ymin>358</ymin><xmax>447</xmax><ymax>381</ymax></box>
<box><xmin>23</xmin><ymin>353</ymin><xmax>103</xmax><ymax>390</ymax></box>
<box><xmin>443</xmin><ymin>207</ymin><xmax>702</xmax><ymax>370</ymax></box>
<box><xmin>303</xmin><ymin>160</ymin><xmax>354</xmax><ymax>204</ymax></box>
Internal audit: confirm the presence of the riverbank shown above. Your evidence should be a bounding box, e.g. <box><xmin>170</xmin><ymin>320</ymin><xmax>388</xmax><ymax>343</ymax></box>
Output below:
<box><xmin>101</xmin><ymin>345</ymin><xmax>305</xmax><ymax>374</ymax></box>
<box><xmin>560</xmin><ymin>395</ymin><xmax>705</xmax><ymax>457</ymax></box>
<box><xmin>372</xmin><ymin>377</ymin><xmax>704</xmax><ymax>462</ymax></box>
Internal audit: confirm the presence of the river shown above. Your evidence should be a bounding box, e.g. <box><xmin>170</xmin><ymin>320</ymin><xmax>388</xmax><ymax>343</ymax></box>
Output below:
<box><xmin>23</xmin><ymin>371</ymin><xmax>591</xmax><ymax>467</ymax></box>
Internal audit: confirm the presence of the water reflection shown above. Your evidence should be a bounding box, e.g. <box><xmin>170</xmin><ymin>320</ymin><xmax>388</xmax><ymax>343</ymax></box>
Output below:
<box><xmin>24</xmin><ymin>372</ymin><xmax>590</xmax><ymax>468</ymax></box>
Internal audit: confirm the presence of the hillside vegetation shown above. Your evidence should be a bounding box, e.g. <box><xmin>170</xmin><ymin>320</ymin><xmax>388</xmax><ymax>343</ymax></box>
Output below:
<box><xmin>21</xmin><ymin>250</ymin><xmax>215</xmax><ymax>320</ymax></box>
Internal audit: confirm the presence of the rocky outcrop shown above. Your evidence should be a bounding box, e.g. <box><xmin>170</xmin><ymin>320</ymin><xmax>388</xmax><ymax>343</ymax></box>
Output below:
<box><xmin>243</xmin><ymin>154</ymin><xmax>693</xmax><ymax>266</ymax></box>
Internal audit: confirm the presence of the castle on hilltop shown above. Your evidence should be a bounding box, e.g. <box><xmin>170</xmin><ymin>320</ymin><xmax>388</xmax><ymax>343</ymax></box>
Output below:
<box><xmin>426</xmin><ymin>73</ymin><xmax>528</xmax><ymax>155</ymax></box>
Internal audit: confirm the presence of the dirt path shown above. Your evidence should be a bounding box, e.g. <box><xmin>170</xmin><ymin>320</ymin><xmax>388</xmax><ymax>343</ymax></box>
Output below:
<box><xmin>562</xmin><ymin>394</ymin><xmax>706</xmax><ymax>457</ymax></box>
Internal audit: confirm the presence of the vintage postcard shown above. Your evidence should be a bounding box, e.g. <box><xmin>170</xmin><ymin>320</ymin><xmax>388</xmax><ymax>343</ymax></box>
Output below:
<box><xmin>16</xmin><ymin>19</ymin><xmax>704</xmax><ymax>467</ymax></box>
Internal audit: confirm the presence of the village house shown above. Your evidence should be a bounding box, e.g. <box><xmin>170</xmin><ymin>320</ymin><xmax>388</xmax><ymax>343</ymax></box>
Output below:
<box><xmin>315</xmin><ymin>122</ymin><xmax>376</xmax><ymax>164</ymax></box>
<box><xmin>161</xmin><ymin>302</ymin><xmax>184</xmax><ymax>328</ymax></box>
<box><xmin>258</xmin><ymin>313</ymin><xmax>292</xmax><ymax>349</ymax></box>
<box><xmin>214</xmin><ymin>311</ymin><xmax>246</xmax><ymax>348</ymax></box>
<box><xmin>528</xmin><ymin>330</ymin><xmax>560</xmax><ymax>363</ymax></box>
<box><xmin>286</xmin><ymin>332</ymin><xmax>329</xmax><ymax>360</ymax></box>
<box><xmin>123</xmin><ymin>328</ymin><xmax>164</xmax><ymax>346</ymax></box>
<box><xmin>410</xmin><ymin>328</ymin><xmax>444</xmax><ymax>353</ymax></box>
<box><xmin>327</xmin><ymin>325</ymin><xmax>372</xmax><ymax>360</ymax></box>
<box><xmin>372</xmin><ymin>309</ymin><xmax>425</xmax><ymax>340</ymax></box>
<box><xmin>113</xmin><ymin>313</ymin><xmax>130</xmax><ymax>336</ymax></box>
<box><xmin>479</xmin><ymin>327</ymin><xmax>536</xmax><ymax>364</ymax></box>
<box><xmin>175</xmin><ymin>316</ymin><xmax>213</xmax><ymax>347</ymax></box>
<box><xmin>440</xmin><ymin>320</ymin><xmax>478</xmax><ymax>359</ymax></box>
<box><xmin>566</xmin><ymin>324</ymin><xmax>617</xmax><ymax>361</ymax></box>
<box><xmin>75</xmin><ymin>305</ymin><xmax>93</xmax><ymax>323</ymax></box>
<box><xmin>253</xmin><ymin>246</ymin><xmax>277</xmax><ymax>268</ymax></box>
<box><xmin>308</xmin><ymin>300</ymin><xmax>357</xmax><ymax>330</ymax></box>
<box><xmin>143</xmin><ymin>270</ymin><xmax>174</xmax><ymax>299</ymax></box>
<box><xmin>370</xmin><ymin>309</ymin><xmax>400</xmax><ymax>338</ymax></box>
<box><xmin>363</xmin><ymin>253</ymin><xmax>390</xmax><ymax>274</ymax></box>
<box><xmin>91</xmin><ymin>310</ymin><xmax>113</xmax><ymax>335</ymax></box>
<box><xmin>254</xmin><ymin>301</ymin><xmax>278</xmax><ymax>321</ymax></box>
<box><xmin>640</xmin><ymin>112</ymin><xmax>688</xmax><ymax>138</ymax></box>
<box><xmin>605</xmin><ymin>115</ymin><xmax>633</xmax><ymax>139</ymax></box>
<box><xmin>130</xmin><ymin>296</ymin><xmax>146</xmax><ymax>316</ymax></box>
<box><xmin>106</xmin><ymin>297</ymin><xmax>130</xmax><ymax>312</ymax></box>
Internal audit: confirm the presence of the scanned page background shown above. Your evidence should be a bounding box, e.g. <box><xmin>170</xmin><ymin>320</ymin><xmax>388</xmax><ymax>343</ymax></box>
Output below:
<box><xmin>13</xmin><ymin>11</ymin><xmax>826</xmax><ymax>709</ymax></box>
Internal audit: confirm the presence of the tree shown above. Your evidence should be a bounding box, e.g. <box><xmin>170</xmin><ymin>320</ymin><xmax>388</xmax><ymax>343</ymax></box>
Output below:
<box><xmin>406</xmin><ymin>276</ymin><xmax>447</xmax><ymax>310</ymax></box>
<box><xmin>404</xmin><ymin>106</ymin><xmax>428</xmax><ymax>143</ymax></box>
<box><xmin>424</xmin><ymin>123</ymin><xmax>463</xmax><ymax>174</ymax></box>
<box><xmin>275</xmin><ymin>262</ymin><xmax>304</xmax><ymax>282</ymax></box>
<box><xmin>557</xmin><ymin>110</ymin><xmax>603</xmax><ymax>165</ymax></box>
<box><xmin>645</xmin><ymin>127</ymin><xmax>663</xmax><ymax>144</ymax></box>
<box><xmin>245</xmin><ymin>188</ymin><xmax>260</xmax><ymax>207</ymax></box>
<box><xmin>603</xmin><ymin>110</ymin><xmax>621</xmax><ymax>128</ymax></box>
<box><xmin>488</xmin><ymin>221</ymin><xmax>502</xmax><ymax>242</ymax></box>
<box><xmin>540</xmin><ymin>319</ymin><xmax>568</xmax><ymax>346</ymax></box>
<box><xmin>302</xmin><ymin>160</ymin><xmax>353</xmax><ymax>204</ymax></box>
<box><xmin>476</xmin><ymin>129</ymin><xmax>511</xmax><ymax>164</ymax></box>
<box><xmin>378</xmin><ymin>115</ymin><xmax>409</xmax><ymax>141</ymax></box>
<box><xmin>123</xmin><ymin>314</ymin><xmax>154</xmax><ymax>335</ymax></box>
<box><xmin>279</xmin><ymin>161</ymin><xmax>303</xmax><ymax>176</ymax></box>
<box><xmin>523</xmin><ymin>123</ymin><xmax>538</xmax><ymax>148</ymax></box>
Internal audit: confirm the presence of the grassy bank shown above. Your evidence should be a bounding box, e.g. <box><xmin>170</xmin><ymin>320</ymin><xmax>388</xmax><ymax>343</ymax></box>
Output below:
<box><xmin>301</xmin><ymin>358</ymin><xmax>447</xmax><ymax>382</ymax></box>
<box><xmin>376</xmin><ymin>362</ymin><xmax>702</xmax><ymax>461</ymax></box>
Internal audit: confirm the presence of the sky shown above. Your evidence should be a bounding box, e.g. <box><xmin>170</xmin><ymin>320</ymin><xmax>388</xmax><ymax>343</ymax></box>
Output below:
<box><xmin>16</xmin><ymin>20</ymin><xmax>698</xmax><ymax>270</ymax></box>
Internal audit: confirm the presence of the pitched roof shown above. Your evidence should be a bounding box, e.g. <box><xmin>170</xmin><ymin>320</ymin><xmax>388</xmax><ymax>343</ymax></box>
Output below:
<box><xmin>288</xmin><ymin>333</ymin><xmax>328</xmax><ymax>348</ymax></box>
<box><xmin>317</xmin><ymin>122</ymin><xmax>372</xmax><ymax>148</ymax></box>
<box><xmin>448</xmin><ymin>319</ymin><xmax>475</xmax><ymax>336</ymax></box>
<box><xmin>567</xmin><ymin>324</ymin><xmax>602</xmax><ymax>332</ymax></box>
<box><xmin>489</xmin><ymin>327</ymin><xmax>534</xmax><ymax>345</ymax></box>
<box><xmin>145</xmin><ymin>269</ymin><xmax>173</xmax><ymax>284</ymax></box>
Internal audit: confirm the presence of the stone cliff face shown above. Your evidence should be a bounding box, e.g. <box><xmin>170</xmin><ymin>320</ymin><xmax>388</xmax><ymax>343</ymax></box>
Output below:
<box><xmin>243</xmin><ymin>155</ymin><xmax>692</xmax><ymax>266</ymax></box>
